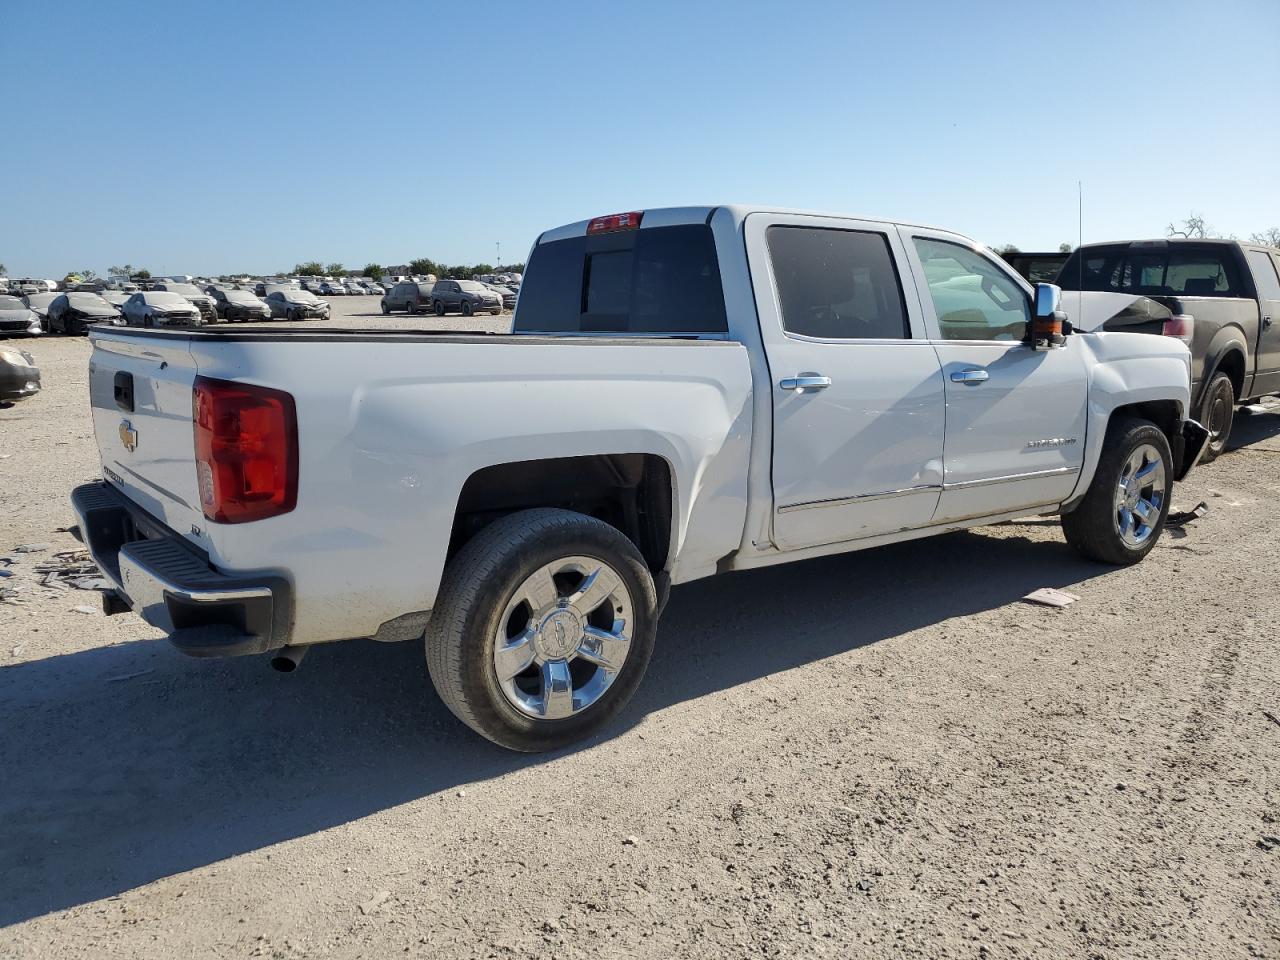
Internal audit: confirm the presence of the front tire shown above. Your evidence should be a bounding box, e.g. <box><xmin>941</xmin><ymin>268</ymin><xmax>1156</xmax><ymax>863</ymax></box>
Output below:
<box><xmin>462</xmin><ymin>300</ymin><xmax>473</xmax><ymax>317</ymax></box>
<box><xmin>426</xmin><ymin>508</ymin><xmax>658</xmax><ymax>752</ymax></box>
<box><xmin>434</xmin><ymin>300</ymin><xmax>445</xmax><ymax>316</ymax></box>
<box><xmin>1061</xmin><ymin>417</ymin><xmax>1172</xmax><ymax>565</ymax></box>
<box><xmin>1199</xmin><ymin>372</ymin><xmax>1235</xmax><ymax>463</ymax></box>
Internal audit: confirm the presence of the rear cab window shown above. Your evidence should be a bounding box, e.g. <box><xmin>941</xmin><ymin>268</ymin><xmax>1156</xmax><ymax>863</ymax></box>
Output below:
<box><xmin>1058</xmin><ymin>243</ymin><xmax>1246</xmax><ymax>297</ymax></box>
<box><xmin>514</xmin><ymin>224</ymin><xmax>728</xmax><ymax>335</ymax></box>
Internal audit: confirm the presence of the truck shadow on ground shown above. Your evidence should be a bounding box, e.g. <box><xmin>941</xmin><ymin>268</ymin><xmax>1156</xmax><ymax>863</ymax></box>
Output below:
<box><xmin>0</xmin><ymin>494</ymin><xmax>1249</xmax><ymax>925</ymax></box>
<box><xmin>1227</xmin><ymin>402</ymin><xmax>1280</xmax><ymax>451</ymax></box>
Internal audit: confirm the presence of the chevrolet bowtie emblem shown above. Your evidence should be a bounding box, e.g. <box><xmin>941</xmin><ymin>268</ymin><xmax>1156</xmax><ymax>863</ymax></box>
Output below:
<box><xmin>119</xmin><ymin>419</ymin><xmax>138</xmax><ymax>453</ymax></box>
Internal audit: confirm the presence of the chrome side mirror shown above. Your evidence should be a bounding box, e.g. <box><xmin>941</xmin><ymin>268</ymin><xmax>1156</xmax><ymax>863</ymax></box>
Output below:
<box><xmin>1029</xmin><ymin>282</ymin><xmax>1070</xmax><ymax>349</ymax></box>
<box><xmin>1034</xmin><ymin>282</ymin><xmax>1061</xmax><ymax>319</ymax></box>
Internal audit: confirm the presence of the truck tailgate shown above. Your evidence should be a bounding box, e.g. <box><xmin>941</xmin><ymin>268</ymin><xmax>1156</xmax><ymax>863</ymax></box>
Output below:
<box><xmin>89</xmin><ymin>331</ymin><xmax>203</xmax><ymax>542</ymax></box>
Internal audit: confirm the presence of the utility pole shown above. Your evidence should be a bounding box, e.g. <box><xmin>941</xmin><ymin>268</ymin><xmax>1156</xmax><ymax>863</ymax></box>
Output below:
<box><xmin>496</xmin><ymin>241</ymin><xmax>501</xmax><ymax>267</ymax></box>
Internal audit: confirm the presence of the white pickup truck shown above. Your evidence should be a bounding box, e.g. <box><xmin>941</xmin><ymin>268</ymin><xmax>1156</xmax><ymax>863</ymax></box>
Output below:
<box><xmin>72</xmin><ymin>205</ymin><xmax>1209</xmax><ymax>751</ymax></box>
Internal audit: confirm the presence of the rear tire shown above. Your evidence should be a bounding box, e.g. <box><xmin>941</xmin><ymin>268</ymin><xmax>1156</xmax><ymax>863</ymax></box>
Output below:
<box><xmin>1199</xmin><ymin>372</ymin><xmax>1235</xmax><ymax>463</ymax></box>
<box><xmin>434</xmin><ymin>300</ymin><xmax>445</xmax><ymax>316</ymax></box>
<box><xmin>426</xmin><ymin>508</ymin><xmax>658</xmax><ymax>752</ymax></box>
<box><xmin>1061</xmin><ymin>417</ymin><xmax>1172</xmax><ymax>565</ymax></box>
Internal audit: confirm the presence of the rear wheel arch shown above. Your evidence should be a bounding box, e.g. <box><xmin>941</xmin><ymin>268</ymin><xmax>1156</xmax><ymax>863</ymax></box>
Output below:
<box><xmin>1206</xmin><ymin>347</ymin><xmax>1246</xmax><ymax>401</ymax></box>
<box><xmin>448</xmin><ymin>453</ymin><xmax>676</xmax><ymax>576</ymax></box>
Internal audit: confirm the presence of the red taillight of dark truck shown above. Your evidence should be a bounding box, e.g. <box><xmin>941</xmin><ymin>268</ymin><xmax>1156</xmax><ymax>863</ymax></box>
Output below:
<box><xmin>192</xmin><ymin>376</ymin><xmax>298</xmax><ymax>524</ymax></box>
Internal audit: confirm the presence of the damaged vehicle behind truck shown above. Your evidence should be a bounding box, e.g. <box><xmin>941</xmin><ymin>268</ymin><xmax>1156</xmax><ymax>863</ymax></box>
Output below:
<box><xmin>72</xmin><ymin>205</ymin><xmax>1207</xmax><ymax>751</ymax></box>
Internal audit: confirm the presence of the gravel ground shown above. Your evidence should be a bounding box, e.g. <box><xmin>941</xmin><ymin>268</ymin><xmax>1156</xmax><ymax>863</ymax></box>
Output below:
<box><xmin>1</xmin><ymin>300</ymin><xmax>1278</xmax><ymax>959</ymax></box>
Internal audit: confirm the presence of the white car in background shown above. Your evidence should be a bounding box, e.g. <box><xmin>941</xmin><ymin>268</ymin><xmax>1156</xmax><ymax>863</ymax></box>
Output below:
<box><xmin>119</xmin><ymin>291</ymin><xmax>202</xmax><ymax>327</ymax></box>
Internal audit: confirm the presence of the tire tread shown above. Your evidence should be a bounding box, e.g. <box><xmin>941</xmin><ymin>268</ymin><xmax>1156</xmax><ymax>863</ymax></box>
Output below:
<box><xmin>426</xmin><ymin>508</ymin><xmax>655</xmax><ymax>750</ymax></box>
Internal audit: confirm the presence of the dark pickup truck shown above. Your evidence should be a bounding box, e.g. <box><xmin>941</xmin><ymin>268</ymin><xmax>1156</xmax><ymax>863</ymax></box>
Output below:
<box><xmin>1058</xmin><ymin>239</ymin><xmax>1280</xmax><ymax>458</ymax></box>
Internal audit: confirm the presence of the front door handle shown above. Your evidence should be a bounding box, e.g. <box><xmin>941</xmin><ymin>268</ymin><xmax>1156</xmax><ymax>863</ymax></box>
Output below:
<box><xmin>950</xmin><ymin>369</ymin><xmax>990</xmax><ymax>385</ymax></box>
<box><xmin>779</xmin><ymin>375</ymin><xmax>832</xmax><ymax>393</ymax></box>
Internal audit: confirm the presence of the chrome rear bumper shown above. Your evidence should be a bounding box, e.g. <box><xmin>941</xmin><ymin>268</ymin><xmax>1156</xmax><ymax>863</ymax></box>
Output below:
<box><xmin>70</xmin><ymin>481</ymin><xmax>290</xmax><ymax>657</ymax></box>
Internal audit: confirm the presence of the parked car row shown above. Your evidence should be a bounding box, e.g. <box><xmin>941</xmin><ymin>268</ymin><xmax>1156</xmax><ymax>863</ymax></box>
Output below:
<box><xmin>380</xmin><ymin>279</ymin><xmax>507</xmax><ymax>316</ymax></box>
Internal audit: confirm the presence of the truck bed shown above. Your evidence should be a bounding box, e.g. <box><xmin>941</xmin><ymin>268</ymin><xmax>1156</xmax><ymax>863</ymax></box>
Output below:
<box><xmin>86</xmin><ymin>325</ymin><xmax>754</xmax><ymax>647</ymax></box>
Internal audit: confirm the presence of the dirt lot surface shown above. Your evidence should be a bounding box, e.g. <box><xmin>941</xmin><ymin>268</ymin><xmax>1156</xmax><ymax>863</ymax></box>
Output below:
<box><xmin>2</xmin><ymin>299</ymin><xmax>1278</xmax><ymax>959</ymax></box>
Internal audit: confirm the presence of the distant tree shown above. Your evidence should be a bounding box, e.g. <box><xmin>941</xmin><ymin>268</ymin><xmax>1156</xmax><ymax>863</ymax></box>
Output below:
<box><xmin>109</xmin><ymin>264</ymin><xmax>134</xmax><ymax>279</ymax></box>
<box><xmin>1249</xmin><ymin>227</ymin><xmax>1280</xmax><ymax>249</ymax></box>
<box><xmin>362</xmin><ymin>263</ymin><xmax>385</xmax><ymax>281</ymax></box>
<box><xmin>996</xmin><ymin>244</ymin><xmax>1021</xmax><ymax>255</ymax></box>
<box><xmin>0</xmin><ymin>263</ymin><xmax>7</xmax><ymax>276</ymax></box>
<box><xmin>1167</xmin><ymin>213</ymin><xmax>1213</xmax><ymax>239</ymax></box>
<box><xmin>408</xmin><ymin>257</ymin><xmax>440</xmax><ymax>277</ymax></box>
<box><xmin>294</xmin><ymin>261</ymin><xmax>324</xmax><ymax>276</ymax></box>
<box><xmin>133</xmin><ymin>268</ymin><xmax>151</xmax><ymax>280</ymax></box>
<box><xmin>80</xmin><ymin>269</ymin><xmax>97</xmax><ymax>281</ymax></box>
<box><xmin>325</xmin><ymin>262</ymin><xmax>344</xmax><ymax>277</ymax></box>
<box><xmin>1059</xmin><ymin>243</ymin><xmax>1073</xmax><ymax>253</ymax></box>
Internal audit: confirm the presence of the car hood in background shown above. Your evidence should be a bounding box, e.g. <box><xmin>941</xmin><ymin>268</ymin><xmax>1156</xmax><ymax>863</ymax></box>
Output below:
<box><xmin>0</xmin><ymin>308</ymin><xmax>38</xmax><ymax>322</ymax></box>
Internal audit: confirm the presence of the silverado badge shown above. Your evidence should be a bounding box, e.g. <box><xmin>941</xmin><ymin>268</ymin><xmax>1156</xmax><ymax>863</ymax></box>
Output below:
<box><xmin>118</xmin><ymin>419</ymin><xmax>138</xmax><ymax>453</ymax></box>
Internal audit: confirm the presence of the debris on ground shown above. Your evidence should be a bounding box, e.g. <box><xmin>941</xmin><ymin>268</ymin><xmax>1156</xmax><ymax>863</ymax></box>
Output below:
<box><xmin>105</xmin><ymin>669</ymin><xmax>154</xmax><ymax>683</ymax></box>
<box><xmin>6</xmin><ymin>548</ymin><xmax>109</xmax><ymax>592</ymax></box>
<box><xmin>1166</xmin><ymin>502</ymin><xmax>1209</xmax><ymax>527</ymax></box>
<box><xmin>12</xmin><ymin>543</ymin><xmax>50</xmax><ymax>554</ymax></box>
<box><xmin>1022</xmin><ymin>588</ymin><xmax>1080</xmax><ymax>608</ymax></box>
<box><xmin>358</xmin><ymin>891</ymin><xmax>390</xmax><ymax>915</ymax></box>
<box><xmin>72</xmin><ymin>605</ymin><xmax>97</xmax><ymax>615</ymax></box>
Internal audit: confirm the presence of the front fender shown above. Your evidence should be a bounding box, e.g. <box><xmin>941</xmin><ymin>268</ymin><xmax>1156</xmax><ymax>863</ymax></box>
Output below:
<box><xmin>1062</xmin><ymin>332</ymin><xmax>1191</xmax><ymax>509</ymax></box>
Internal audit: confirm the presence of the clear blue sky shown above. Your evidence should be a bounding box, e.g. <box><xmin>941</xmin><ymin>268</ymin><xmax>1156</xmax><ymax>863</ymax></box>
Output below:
<box><xmin>6</xmin><ymin>0</ymin><xmax>1277</xmax><ymax>278</ymax></box>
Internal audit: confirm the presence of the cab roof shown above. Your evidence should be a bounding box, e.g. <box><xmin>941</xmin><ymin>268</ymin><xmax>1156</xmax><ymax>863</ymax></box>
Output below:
<box><xmin>535</xmin><ymin>204</ymin><xmax>964</xmax><ymax>245</ymax></box>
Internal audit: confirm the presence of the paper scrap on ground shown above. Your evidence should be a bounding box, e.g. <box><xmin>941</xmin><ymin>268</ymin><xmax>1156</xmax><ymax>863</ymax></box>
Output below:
<box><xmin>1023</xmin><ymin>587</ymin><xmax>1080</xmax><ymax>608</ymax></box>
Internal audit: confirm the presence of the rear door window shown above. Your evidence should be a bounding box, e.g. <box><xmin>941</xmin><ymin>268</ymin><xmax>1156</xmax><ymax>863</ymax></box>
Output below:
<box><xmin>1246</xmin><ymin>250</ymin><xmax>1280</xmax><ymax>301</ymax></box>
<box><xmin>767</xmin><ymin>226</ymin><xmax>909</xmax><ymax>339</ymax></box>
<box><xmin>514</xmin><ymin>224</ymin><xmax>727</xmax><ymax>334</ymax></box>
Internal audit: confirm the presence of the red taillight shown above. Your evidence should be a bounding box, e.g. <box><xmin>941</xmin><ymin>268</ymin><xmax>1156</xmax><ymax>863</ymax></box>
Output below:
<box><xmin>1161</xmin><ymin>314</ymin><xmax>1194</xmax><ymax>343</ymax></box>
<box><xmin>586</xmin><ymin>211</ymin><xmax>643</xmax><ymax>235</ymax></box>
<box><xmin>192</xmin><ymin>376</ymin><xmax>298</xmax><ymax>524</ymax></box>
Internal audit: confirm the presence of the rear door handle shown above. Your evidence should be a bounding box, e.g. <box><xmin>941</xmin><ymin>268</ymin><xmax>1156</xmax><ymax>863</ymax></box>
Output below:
<box><xmin>950</xmin><ymin>369</ymin><xmax>990</xmax><ymax>385</ymax></box>
<box><xmin>779</xmin><ymin>375</ymin><xmax>832</xmax><ymax>393</ymax></box>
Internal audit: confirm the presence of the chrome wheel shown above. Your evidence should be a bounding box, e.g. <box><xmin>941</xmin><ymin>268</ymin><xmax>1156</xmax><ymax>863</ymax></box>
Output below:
<box><xmin>1114</xmin><ymin>443</ymin><xmax>1166</xmax><ymax>547</ymax></box>
<box><xmin>493</xmin><ymin>555</ymin><xmax>633</xmax><ymax>720</ymax></box>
